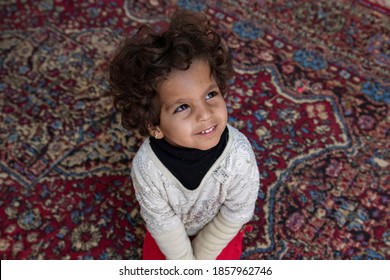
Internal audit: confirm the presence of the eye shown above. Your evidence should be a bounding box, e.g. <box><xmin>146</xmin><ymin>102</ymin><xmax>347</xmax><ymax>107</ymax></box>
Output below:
<box><xmin>174</xmin><ymin>104</ymin><xmax>189</xmax><ymax>113</ymax></box>
<box><xmin>206</xmin><ymin>91</ymin><xmax>218</xmax><ymax>100</ymax></box>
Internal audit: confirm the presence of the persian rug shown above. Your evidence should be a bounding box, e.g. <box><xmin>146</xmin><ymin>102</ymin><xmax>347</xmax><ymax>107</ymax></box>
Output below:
<box><xmin>0</xmin><ymin>0</ymin><xmax>389</xmax><ymax>260</ymax></box>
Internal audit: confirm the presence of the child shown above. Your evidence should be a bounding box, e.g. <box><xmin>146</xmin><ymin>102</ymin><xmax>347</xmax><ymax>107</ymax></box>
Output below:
<box><xmin>109</xmin><ymin>9</ymin><xmax>260</xmax><ymax>260</ymax></box>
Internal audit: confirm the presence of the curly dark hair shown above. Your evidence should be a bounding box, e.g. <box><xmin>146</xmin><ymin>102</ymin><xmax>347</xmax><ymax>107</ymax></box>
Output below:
<box><xmin>109</xmin><ymin>9</ymin><xmax>233</xmax><ymax>136</ymax></box>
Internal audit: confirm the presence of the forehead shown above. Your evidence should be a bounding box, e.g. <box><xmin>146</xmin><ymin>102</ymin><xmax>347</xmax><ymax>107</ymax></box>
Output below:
<box><xmin>158</xmin><ymin>59</ymin><xmax>216</xmax><ymax>102</ymax></box>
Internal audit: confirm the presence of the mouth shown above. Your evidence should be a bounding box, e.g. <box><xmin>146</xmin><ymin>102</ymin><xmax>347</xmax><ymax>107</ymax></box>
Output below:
<box><xmin>198</xmin><ymin>126</ymin><xmax>216</xmax><ymax>135</ymax></box>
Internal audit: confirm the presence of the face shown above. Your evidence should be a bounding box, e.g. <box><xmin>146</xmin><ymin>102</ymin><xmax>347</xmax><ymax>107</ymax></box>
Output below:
<box><xmin>151</xmin><ymin>59</ymin><xmax>228</xmax><ymax>150</ymax></box>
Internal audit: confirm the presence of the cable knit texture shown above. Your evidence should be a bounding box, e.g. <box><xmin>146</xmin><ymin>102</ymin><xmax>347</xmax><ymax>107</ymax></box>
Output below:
<box><xmin>132</xmin><ymin>125</ymin><xmax>260</xmax><ymax>258</ymax></box>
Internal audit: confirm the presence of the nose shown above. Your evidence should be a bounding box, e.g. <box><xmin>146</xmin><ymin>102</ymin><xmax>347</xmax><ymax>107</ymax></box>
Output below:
<box><xmin>196</xmin><ymin>102</ymin><xmax>212</xmax><ymax>122</ymax></box>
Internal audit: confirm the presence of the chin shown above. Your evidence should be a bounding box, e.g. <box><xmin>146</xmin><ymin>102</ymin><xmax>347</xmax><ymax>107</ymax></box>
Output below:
<box><xmin>196</xmin><ymin>140</ymin><xmax>220</xmax><ymax>151</ymax></box>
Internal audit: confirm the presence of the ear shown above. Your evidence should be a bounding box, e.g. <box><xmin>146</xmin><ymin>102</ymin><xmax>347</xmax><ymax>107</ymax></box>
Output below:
<box><xmin>146</xmin><ymin>123</ymin><xmax>164</xmax><ymax>140</ymax></box>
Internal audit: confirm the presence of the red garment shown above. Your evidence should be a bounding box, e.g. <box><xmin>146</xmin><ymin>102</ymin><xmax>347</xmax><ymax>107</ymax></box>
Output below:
<box><xmin>142</xmin><ymin>225</ymin><xmax>252</xmax><ymax>260</ymax></box>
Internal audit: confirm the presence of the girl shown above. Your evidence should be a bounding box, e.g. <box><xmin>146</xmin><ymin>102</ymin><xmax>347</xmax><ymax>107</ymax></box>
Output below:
<box><xmin>109</xmin><ymin>9</ymin><xmax>259</xmax><ymax>260</ymax></box>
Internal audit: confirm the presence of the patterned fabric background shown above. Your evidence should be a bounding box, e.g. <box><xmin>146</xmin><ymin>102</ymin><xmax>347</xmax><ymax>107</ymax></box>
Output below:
<box><xmin>0</xmin><ymin>0</ymin><xmax>389</xmax><ymax>260</ymax></box>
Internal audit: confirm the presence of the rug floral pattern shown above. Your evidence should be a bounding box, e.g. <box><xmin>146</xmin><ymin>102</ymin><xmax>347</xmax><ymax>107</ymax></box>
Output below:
<box><xmin>0</xmin><ymin>0</ymin><xmax>389</xmax><ymax>259</ymax></box>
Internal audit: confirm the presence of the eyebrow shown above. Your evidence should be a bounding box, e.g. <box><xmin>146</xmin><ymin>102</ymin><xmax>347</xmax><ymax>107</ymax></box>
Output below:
<box><xmin>164</xmin><ymin>83</ymin><xmax>219</xmax><ymax>111</ymax></box>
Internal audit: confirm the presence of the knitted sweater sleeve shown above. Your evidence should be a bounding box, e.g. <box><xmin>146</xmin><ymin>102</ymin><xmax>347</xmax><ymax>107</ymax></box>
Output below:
<box><xmin>131</xmin><ymin>146</ymin><xmax>195</xmax><ymax>259</ymax></box>
<box><xmin>220</xmin><ymin>140</ymin><xmax>260</xmax><ymax>224</ymax></box>
<box><xmin>192</xmin><ymin>133</ymin><xmax>260</xmax><ymax>259</ymax></box>
<box><xmin>192</xmin><ymin>212</ymin><xmax>242</xmax><ymax>259</ymax></box>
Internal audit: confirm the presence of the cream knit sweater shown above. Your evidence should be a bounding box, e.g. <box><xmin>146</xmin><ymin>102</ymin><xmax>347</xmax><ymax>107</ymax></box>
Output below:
<box><xmin>132</xmin><ymin>125</ymin><xmax>260</xmax><ymax>259</ymax></box>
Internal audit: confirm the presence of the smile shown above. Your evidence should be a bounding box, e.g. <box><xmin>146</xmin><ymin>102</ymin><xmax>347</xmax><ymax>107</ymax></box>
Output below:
<box><xmin>200</xmin><ymin>126</ymin><xmax>216</xmax><ymax>135</ymax></box>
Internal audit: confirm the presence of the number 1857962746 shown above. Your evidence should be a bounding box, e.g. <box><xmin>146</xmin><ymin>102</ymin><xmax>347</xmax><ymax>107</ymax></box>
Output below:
<box><xmin>212</xmin><ymin>266</ymin><xmax>272</xmax><ymax>276</ymax></box>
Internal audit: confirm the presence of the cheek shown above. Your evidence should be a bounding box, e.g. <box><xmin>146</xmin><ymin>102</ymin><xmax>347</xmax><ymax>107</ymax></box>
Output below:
<box><xmin>159</xmin><ymin>114</ymin><xmax>188</xmax><ymax>135</ymax></box>
<box><xmin>217</xmin><ymin>103</ymin><xmax>228</xmax><ymax>118</ymax></box>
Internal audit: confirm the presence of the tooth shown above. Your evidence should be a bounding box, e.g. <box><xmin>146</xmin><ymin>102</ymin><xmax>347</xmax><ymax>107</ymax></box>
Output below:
<box><xmin>202</xmin><ymin>127</ymin><xmax>214</xmax><ymax>134</ymax></box>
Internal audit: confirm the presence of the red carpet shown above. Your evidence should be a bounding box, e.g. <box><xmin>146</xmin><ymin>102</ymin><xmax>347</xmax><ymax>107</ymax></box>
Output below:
<box><xmin>0</xmin><ymin>0</ymin><xmax>389</xmax><ymax>259</ymax></box>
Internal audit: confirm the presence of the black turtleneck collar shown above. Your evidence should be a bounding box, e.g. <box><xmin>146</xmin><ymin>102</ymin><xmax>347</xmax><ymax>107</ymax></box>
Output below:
<box><xmin>149</xmin><ymin>126</ymin><xmax>229</xmax><ymax>190</ymax></box>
